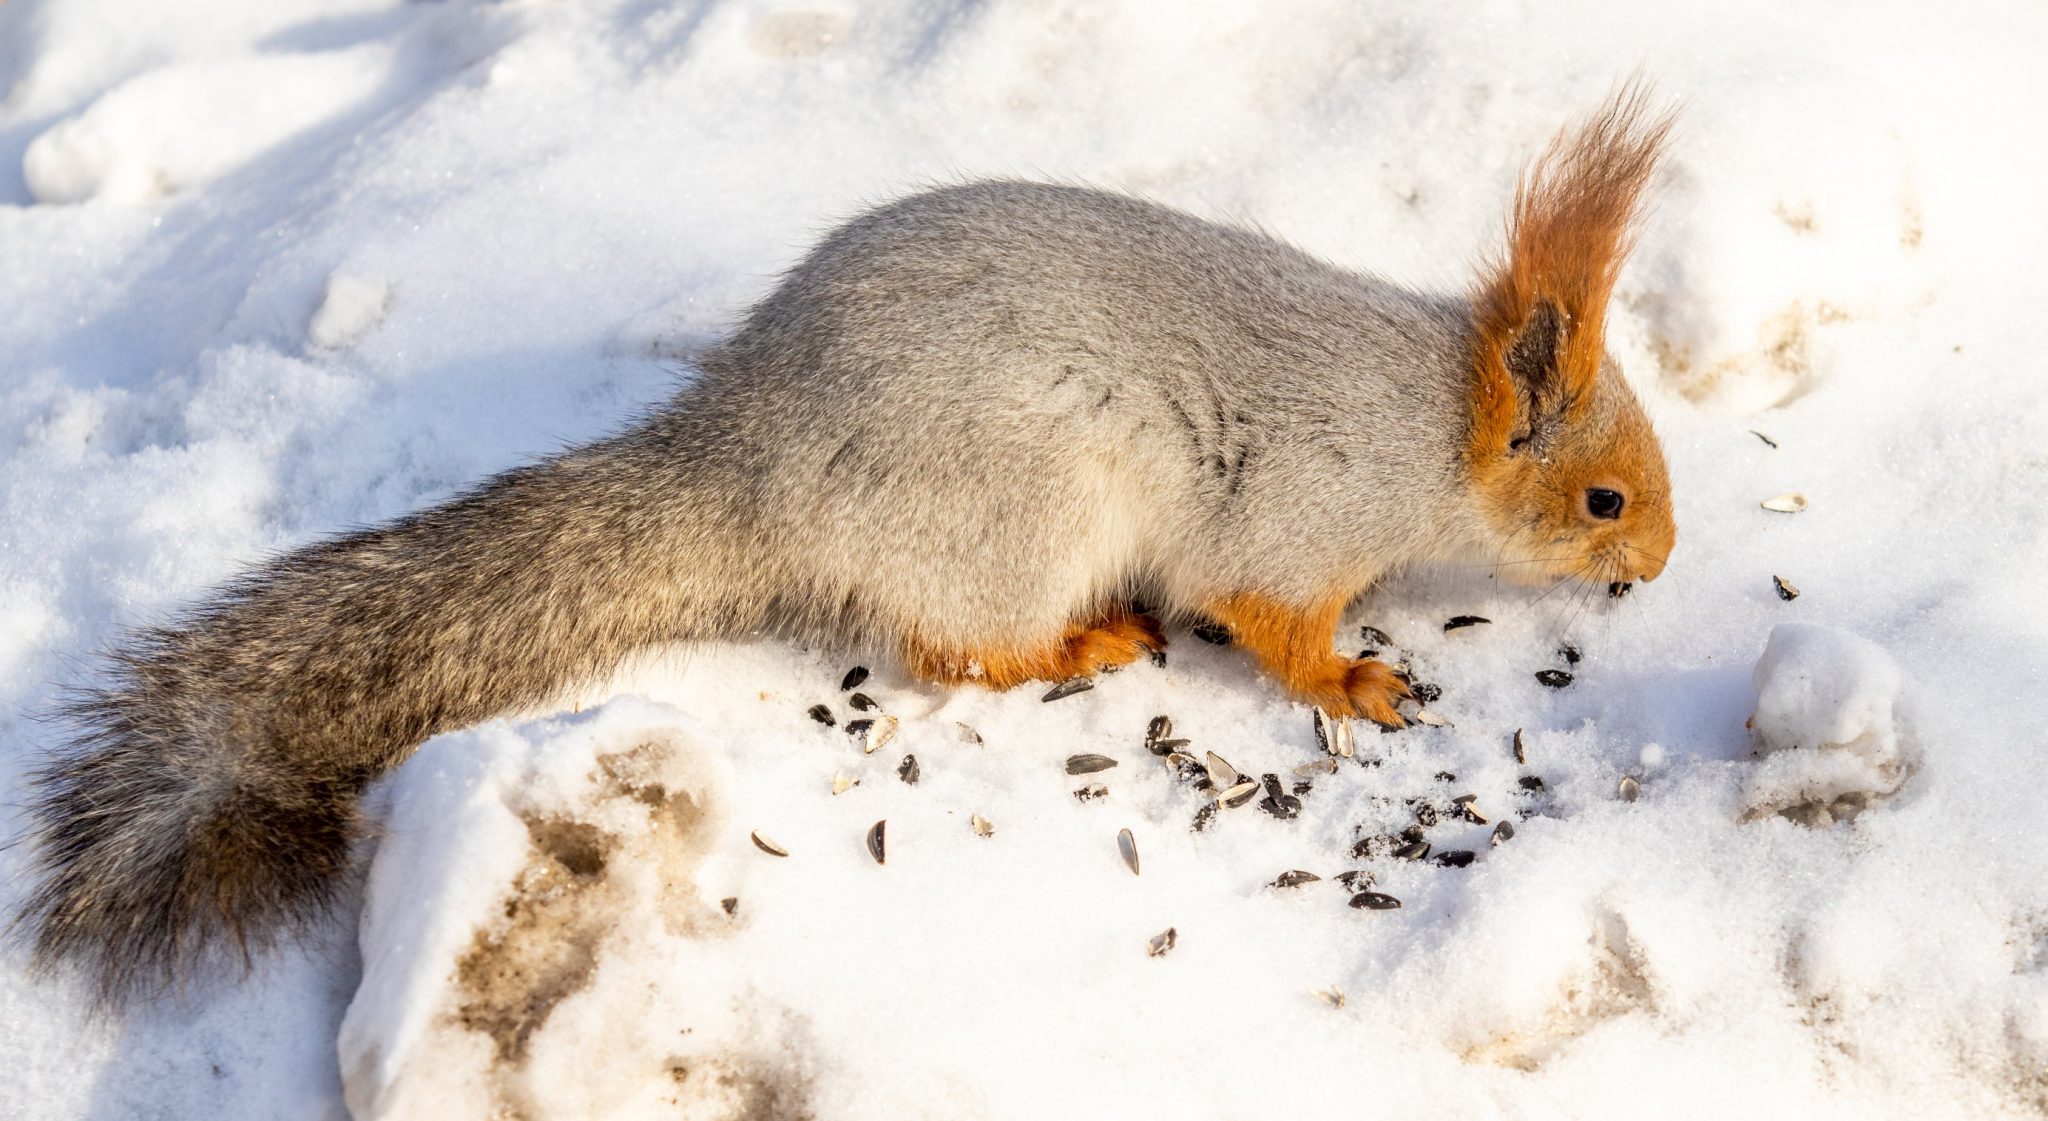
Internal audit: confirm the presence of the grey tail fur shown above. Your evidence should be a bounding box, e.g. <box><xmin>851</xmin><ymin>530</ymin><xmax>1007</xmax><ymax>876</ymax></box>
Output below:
<box><xmin>18</xmin><ymin>424</ymin><xmax>756</xmax><ymax>1005</ymax></box>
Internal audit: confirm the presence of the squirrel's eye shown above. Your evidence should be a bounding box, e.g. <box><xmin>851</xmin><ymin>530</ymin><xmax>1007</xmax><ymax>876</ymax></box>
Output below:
<box><xmin>1585</xmin><ymin>487</ymin><xmax>1625</xmax><ymax>520</ymax></box>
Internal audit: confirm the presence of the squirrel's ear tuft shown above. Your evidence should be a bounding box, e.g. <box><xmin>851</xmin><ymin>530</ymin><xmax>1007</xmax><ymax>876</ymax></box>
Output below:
<box><xmin>1469</xmin><ymin>81</ymin><xmax>1674</xmax><ymax>457</ymax></box>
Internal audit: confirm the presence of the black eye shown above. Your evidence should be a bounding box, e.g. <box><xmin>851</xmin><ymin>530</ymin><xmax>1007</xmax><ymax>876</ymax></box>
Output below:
<box><xmin>1586</xmin><ymin>488</ymin><xmax>1625</xmax><ymax>520</ymax></box>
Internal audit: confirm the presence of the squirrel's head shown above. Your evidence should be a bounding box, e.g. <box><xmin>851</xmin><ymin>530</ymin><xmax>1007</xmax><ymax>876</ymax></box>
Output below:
<box><xmin>1466</xmin><ymin>85</ymin><xmax>1677</xmax><ymax>591</ymax></box>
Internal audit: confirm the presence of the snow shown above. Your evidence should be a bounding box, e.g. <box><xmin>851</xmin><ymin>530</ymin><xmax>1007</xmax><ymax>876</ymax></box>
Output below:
<box><xmin>3</xmin><ymin>1</ymin><xmax>2047</xmax><ymax>1119</ymax></box>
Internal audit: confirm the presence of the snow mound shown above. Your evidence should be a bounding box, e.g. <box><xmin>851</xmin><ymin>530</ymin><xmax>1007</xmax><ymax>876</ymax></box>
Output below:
<box><xmin>1743</xmin><ymin>623</ymin><xmax>1912</xmax><ymax>826</ymax></box>
<box><xmin>309</xmin><ymin>272</ymin><xmax>391</xmax><ymax>351</ymax></box>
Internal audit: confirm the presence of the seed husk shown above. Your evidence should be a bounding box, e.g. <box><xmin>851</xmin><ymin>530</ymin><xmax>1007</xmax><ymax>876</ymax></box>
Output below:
<box><xmin>1147</xmin><ymin>927</ymin><xmax>1177</xmax><ymax>956</ymax></box>
<box><xmin>807</xmin><ymin>704</ymin><xmax>835</xmax><ymax>727</ymax></box>
<box><xmin>1294</xmin><ymin>758</ymin><xmax>1339</xmax><ymax>777</ymax></box>
<box><xmin>1073</xmin><ymin>783</ymin><xmax>1108</xmax><ymax>802</ymax></box>
<box><xmin>849</xmin><ymin>692</ymin><xmax>879</xmax><ymax>712</ymax></box>
<box><xmin>1518</xmin><ymin>775</ymin><xmax>1546</xmax><ymax>793</ymax></box>
<box><xmin>1491</xmin><ymin>820</ymin><xmax>1516</xmax><ymax>846</ymax></box>
<box><xmin>1512</xmin><ymin>728</ymin><xmax>1527</xmax><ymax>764</ymax></box>
<box><xmin>1271</xmin><ymin>870</ymin><xmax>1321</xmax><ymax>889</ymax></box>
<box><xmin>1192</xmin><ymin>623</ymin><xmax>1232</xmax><ymax>645</ymax></box>
<box><xmin>1393</xmin><ymin>840</ymin><xmax>1432</xmax><ymax>861</ymax></box>
<box><xmin>1773</xmin><ymin>575</ymin><xmax>1801</xmax><ymax>601</ymax></box>
<box><xmin>1412</xmin><ymin>801</ymin><xmax>1439</xmax><ymax>828</ymax></box>
<box><xmin>1191</xmin><ymin>802</ymin><xmax>1218</xmax><ymax>832</ymax></box>
<box><xmin>866</xmin><ymin>820</ymin><xmax>887</xmax><ymax>864</ymax></box>
<box><xmin>971</xmin><ymin>814</ymin><xmax>994</xmax><ymax>838</ymax></box>
<box><xmin>1413</xmin><ymin>709</ymin><xmax>1452</xmax><ymax>728</ymax></box>
<box><xmin>1117</xmin><ymin>828</ymin><xmax>1141</xmax><ymax>875</ymax></box>
<box><xmin>1042</xmin><ymin>677</ymin><xmax>1095</xmax><ymax>702</ymax></box>
<box><xmin>1432</xmin><ymin>849</ymin><xmax>1476</xmax><ymax>868</ymax></box>
<box><xmin>1065</xmin><ymin>753</ymin><xmax>1119</xmax><ymax>775</ymax></box>
<box><xmin>1360</xmin><ymin>625</ymin><xmax>1394</xmax><ymax>648</ymax></box>
<box><xmin>830</xmin><ymin>772</ymin><xmax>858</xmax><ymax>795</ymax></box>
<box><xmin>1619</xmin><ymin>775</ymin><xmax>1641</xmax><ymax>802</ymax></box>
<box><xmin>896</xmin><ymin>754</ymin><xmax>920</xmax><ymax>785</ymax></box>
<box><xmin>720</xmin><ymin>896</ymin><xmax>739</xmax><ymax>917</ymax></box>
<box><xmin>1313</xmin><ymin>986</ymin><xmax>1346</xmax><ymax>1009</ymax></box>
<box><xmin>840</xmin><ymin>666</ymin><xmax>870</xmax><ymax>691</ymax></box>
<box><xmin>857</xmin><ymin>715</ymin><xmax>899</xmax><ymax>754</ymax></box>
<box><xmin>1313</xmin><ymin>706</ymin><xmax>1335</xmax><ymax>755</ymax></box>
<box><xmin>1535</xmin><ymin>669</ymin><xmax>1574</xmax><ymax>689</ymax></box>
<box><xmin>1219</xmin><ymin>779</ymin><xmax>1261</xmax><ymax>808</ymax></box>
<box><xmin>1761</xmin><ymin>492</ymin><xmax>1809</xmax><ymax>513</ymax></box>
<box><xmin>1444</xmin><ymin>615</ymin><xmax>1491</xmax><ymax>632</ymax></box>
<box><xmin>956</xmin><ymin>722</ymin><xmax>983</xmax><ymax>746</ymax></box>
<box><xmin>1145</xmin><ymin>715</ymin><xmax>1173</xmax><ymax>748</ymax></box>
<box><xmin>1409</xmin><ymin>681</ymin><xmax>1442</xmax><ymax>705</ymax></box>
<box><xmin>1459</xmin><ymin>799</ymin><xmax>1490</xmax><ymax>826</ymax></box>
<box><xmin>1349</xmin><ymin>891</ymin><xmax>1403</xmax><ymax>911</ymax></box>
<box><xmin>750</xmin><ymin>831</ymin><xmax>789</xmax><ymax>857</ymax></box>
<box><xmin>1204</xmin><ymin>751</ymin><xmax>1242</xmax><ymax>791</ymax></box>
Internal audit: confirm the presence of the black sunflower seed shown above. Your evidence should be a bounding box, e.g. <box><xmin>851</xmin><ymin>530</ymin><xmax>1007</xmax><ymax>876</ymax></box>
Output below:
<box><xmin>1512</xmin><ymin>728</ymin><xmax>1527</xmax><ymax>764</ymax></box>
<box><xmin>1558</xmin><ymin>642</ymin><xmax>1582</xmax><ymax>665</ymax></box>
<box><xmin>1192</xmin><ymin>802</ymin><xmax>1218</xmax><ymax>832</ymax></box>
<box><xmin>896</xmin><ymin>754</ymin><xmax>920</xmax><ymax>785</ymax></box>
<box><xmin>1271</xmin><ymin>870</ymin><xmax>1321</xmax><ymax>889</ymax></box>
<box><xmin>1349</xmin><ymin>891</ymin><xmax>1402</xmax><ymax>910</ymax></box>
<box><xmin>1432</xmin><ymin>850</ymin><xmax>1475</xmax><ymax>868</ymax></box>
<box><xmin>1410</xmin><ymin>682</ymin><xmax>1443</xmax><ymax>705</ymax></box>
<box><xmin>844</xmin><ymin>718</ymin><xmax>874</xmax><ymax>738</ymax></box>
<box><xmin>1608</xmin><ymin>581</ymin><xmax>1633</xmax><ymax>599</ymax></box>
<box><xmin>1444</xmin><ymin>615</ymin><xmax>1491</xmax><ymax>632</ymax></box>
<box><xmin>1393</xmin><ymin>840</ymin><xmax>1432</xmax><ymax>861</ymax></box>
<box><xmin>1042</xmin><ymin>677</ymin><xmax>1095</xmax><ymax>702</ymax></box>
<box><xmin>849</xmin><ymin>692</ymin><xmax>879</xmax><ymax>712</ymax></box>
<box><xmin>1535</xmin><ymin>669</ymin><xmax>1574</xmax><ymax>689</ymax></box>
<box><xmin>1192</xmin><ymin>623</ymin><xmax>1232</xmax><ymax>645</ymax></box>
<box><xmin>840</xmin><ymin>666</ymin><xmax>870</xmax><ymax>691</ymax></box>
<box><xmin>1065</xmin><ymin>753</ymin><xmax>1119</xmax><ymax>775</ymax></box>
<box><xmin>1518</xmin><ymin>775</ymin><xmax>1546</xmax><ymax>793</ymax></box>
<box><xmin>1360</xmin><ymin>625</ymin><xmax>1394</xmax><ymax>647</ymax></box>
<box><xmin>807</xmin><ymin>704</ymin><xmax>835</xmax><ymax>727</ymax></box>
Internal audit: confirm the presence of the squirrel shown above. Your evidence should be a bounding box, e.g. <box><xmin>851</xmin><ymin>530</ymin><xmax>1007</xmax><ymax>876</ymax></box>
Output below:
<box><xmin>19</xmin><ymin>89</ymin><xmax>1676</xmax><ymax>1004</ymax></box>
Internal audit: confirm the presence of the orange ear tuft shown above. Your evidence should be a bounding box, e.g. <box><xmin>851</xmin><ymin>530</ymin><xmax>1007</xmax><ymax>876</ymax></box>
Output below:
<box><xmin>1470</xmin><ymin>83</ymin><xmax>1674</xmax><ymax>457</ymax></box>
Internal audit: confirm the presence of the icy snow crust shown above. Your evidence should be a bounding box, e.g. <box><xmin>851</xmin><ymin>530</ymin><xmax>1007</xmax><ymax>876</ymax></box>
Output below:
<box><xmin>2</xmin><ymin>1</ymin><xmax>2046</xmax><ymax>1118</ymax></box>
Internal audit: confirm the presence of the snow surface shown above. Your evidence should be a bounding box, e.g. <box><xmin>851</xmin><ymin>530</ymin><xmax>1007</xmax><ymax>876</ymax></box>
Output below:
<box><xmin>2</xmin><ymin>1</ymin><xmax>2046</xmax><ymax>1118</ymax></box>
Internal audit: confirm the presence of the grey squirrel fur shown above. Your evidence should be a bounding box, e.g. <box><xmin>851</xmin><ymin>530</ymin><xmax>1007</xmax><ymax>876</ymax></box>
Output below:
<box><xmin>19</xmin><ymin>94</ymin><xmax>1677</xmax><ymax>1004</ymax></box>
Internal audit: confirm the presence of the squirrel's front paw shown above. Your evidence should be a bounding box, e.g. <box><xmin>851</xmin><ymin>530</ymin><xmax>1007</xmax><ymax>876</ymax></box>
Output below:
<box><xmin>1301</xmin><ymin>657</ymin><xmax>1410</xmax><ymax>728</ymax></box>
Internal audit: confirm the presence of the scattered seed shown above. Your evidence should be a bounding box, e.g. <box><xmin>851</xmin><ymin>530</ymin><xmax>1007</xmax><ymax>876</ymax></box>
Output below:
<box><xmin>840</xmin><ymin>666</ymin><xmax>870</xmax><ymax>691</ymax></box>
<box><xmin>1459</xmin><ymin>799</ymin><xmax>1490</xmax><ymax>826</ymax></box>
<box><xmin>896</xmin><ymin>754</ymin><xmax>920</xmax><ymax>785</ymax></box>
<box><xmin>1145</xmin><ymin>715</ymin><xmax>1172</xmax><ymax>747</ymax></box>
<box><xmin>1336</xmin><ymin>870</ymin><xmax>1375</xmax><ymax>890</ymax></box>
<box><xmin>956</xmin><ymin>722</ymin><xmax>983</xmax><ymax>746</ymax></box>
<box><xmin>1412</xmin><ymin>802</ymin><xmax>1439</xmax><ymax>829</ymax></box>
<box><xmin>807</xmin><ymin>704</ymin><xmax>835</xmax><ymax>727</ymax></box>
<box><xmin>1433</xmin><ymin>850</ymin><xmax>1476</xmax><ymax>868</ymax></box>
<box><xmin>1608</xmin><ymin>581</ymin><xmax>1633</xmax><ymax>599</ymax></box>
<box><xmin>1349</xmin><ymin>891</ymin><xmax>1403</xmax><ymax>911</ymax></box>
<box><xmin>1558</xmin><ymin>642</ymin><xmax>1582</xmax><ymax>665</ymax></box>
<box><xmin>750</xmin><ymin>831</ymin><xmax>789</xmax><ymax>857</ymax></box>
<box><xmin>1444</xmin><ymin>615</ymin><xmax>1491</xmax><ymax>632</ymax></box>
<box><xmin>1434</xmin><ymin>771</ymin><xmax>1457</xmax><ymax>783</ymax></box>
<box><xmin>1148</xmin><ymin>737</ymin><xmax>1191</xmax><ymax>756</ymax></box>
<box><xmin>1313</xmin><ymin>706</ymin><xmax>1336</xmax><ymax>755</ymax></box>
<box><xmin>1393</xmin><ymin>840</ymin><xmax>1432</xmax><ymax>861</ymax></box>
<box><xmin>1535</xmin><ymin>669</ymin><xmax>1574</xmax><ymax>689</ymax></box>
<box><xmin>1491</xmin><ymin>820</ymin><xmax>1516</xmax><ymax>846</ymax></box>
<box><xmin>1294</xmin><ymin>758</ymin><xmax>1340</xmax><ymax>777</ymax></box>
<box><xmin>971</xmin><ymin>814</ymin><xmax>994</xmax><ymax>838</ymax></box>
<box><xmin>1619</xmin><ymin>775</ymin><xmax>1641</xmax><ymax>802</ymax></box>
<box><xmin>1400</xmin><ymin>824</ymin><xmax>1426</xmax><ymax>843</ymax></box>
<box><xmin>1410</xmin><ymin>681</ymin><xmax>1442</xmax><ymax>705</ymax></box>
<box><xmin>1333</xmin><ymin>720</ymin><xmax>1355</xmax><ymax>759</ymax></box>
<box><xmin>1204</xmin><ymin>751</ymin><xmax>1242</xmax><ymax>791</ymax></box>
<box><xmin>845</xmin><ymin>717</ymin><xmax>873</xmax><ymax>737</ymax></box>
<box><xmin>1271</xmin><ymin>870</ymin><xmax>1321</xmax><ymax>889</ymax></box>
<box><xmin>866</xmin><ymin>820</ymin><xmax>887</xmax><ymax>864</ymax></box>
<box><xmin>857</xmin><ymin>715</ymin><xmax>899</xmax><ymax>754</ymax></box>
<box><xmin>1148</xmin><ymin>647</ymin><xmax>1168</xmax><ymax>668</ymax></box>
<box><xmin>831</xmin><ymin>772</ymin><xmax>858</xmax><ymax>795</ymax></box>
<box><xmin>1219</xmin><ymin>779</ymin><xmax>1260</xmax><ymax>808</ymax></box>
<box><xmin>1074</xmin><ymin>783</ymin><xmax>1108</xmax><ymax>802</ymax></box>
<box><xmin>721</xmin><ymin>897</ymin><xmax>739</xmax><ymax>917</ymax></box>
<box><xmin>1518</xmin><ymin>775</ymin><xmax>1547</xmax><ymax>793</ymax></box>
<box><xmin>1413</xmin><ymin>709</ymin><xmax>1452</xmax><ymax>728</ymax></box>
<box><xmin>1773</xmin><ymin>575</ymin><xmax>1801</xmax><ymax>601</ymax></box>
<box><xmin>1751</xmin><ymin>430</ymin><xmax>1779</xmax><ymax>449</ymax></box>
<box><xmin>1512</xmin><ymin>728</ymin><xmax>1527</xmax><ymax>764</ymax></box>
<box><xmin>1192</xmin><ymin>623</ymin><xmax>1232</xmax><ymax>645</ymax></box>
<box><xmin>1065</xmin><ymin>753</ymin><xmax>1119</xmax><ymax>775</ymax></box>
<box><xmin>1349</xmin><ymin>836</ymin><xmax>1384</xmax><ymax>860</ymax></box>
<box><xmin>1118</xmin><ymin>828</ymin><xmax>1141</xmax><ymax>875</ymax></box>
<box><xmin>1042</xmin><ymin>677</ymin><xmax>1095</xmax><ymax>702</ymax></box>
<box><xmin>1360</xmin><ymin>625</ymin><xmax>1394</xmax><ymax>648</ymax></box>
<box><xmin>849</xmin><ymin>692</ymin><xmax>879</xmax><ymax>712</ymax></box>
<box><xmin>1313</xmin><ymin>985</ymin><xmax>1346</xmax><ymax>1009</ymax></box>
<box><xmin>1258</xmin><ymin>773</ymin><xmax>1302</xmax><ymax>819</ymax></box>
<box><xmin>1148</xmin><ymin>927</ymin><xmax>1178</xmax><ymax>957</ymax></box>
<box><xmin>1192</xmin><ymin>802</ymin><xmax>1218</xmax><ymax>832</ymax></box>
<box><xmin>1291</xmin><ymin>779</ymin><xmax>1313</xmax><ymax>797</ymax></box>
<box><xmin>1761</xmin><ymin>492</ymin><xmax>1809</xmax><ymax>513</ymax></box>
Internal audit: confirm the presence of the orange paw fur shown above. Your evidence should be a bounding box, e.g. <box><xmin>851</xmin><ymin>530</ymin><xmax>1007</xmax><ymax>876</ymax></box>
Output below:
<box><xmin>905</xmin><ymin>606</ymin><xmax>1165</xmax><ymax>690</ymax></box>
<box><xmin>1203</xmin><ymin>590</ymin><xmax>1409</xmax><ymax>726</ymax></box>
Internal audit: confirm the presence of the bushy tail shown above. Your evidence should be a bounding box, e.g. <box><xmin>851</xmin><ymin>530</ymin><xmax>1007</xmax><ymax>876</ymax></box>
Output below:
<box><xmin>18</xmin><ymin>429</ymin><xmax>757</xmax><ymax>1004</ymax></box>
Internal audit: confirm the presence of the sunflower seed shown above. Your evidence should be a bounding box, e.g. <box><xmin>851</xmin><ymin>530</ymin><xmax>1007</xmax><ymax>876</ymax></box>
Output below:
<box><xmin>1349</xmin><ymin>891</ymin><xmax>1402</xmax><ymax>911</ymax></box>
<box><xmin>1313</xmin><ymin>706</ymin><xmax>1336</xmax><ymax>755</ymax></box>
<box><xmin>857</xmin><ymin>715</ymin><xmax>898</xmax><ymax>754</ymax></box>
<box><xmin>1219</xmin><ymin>779</ymin><xmax>1261</xmax><ymax>808</ymax></box>
<box><xmin>1773</xmin><ymin>575</ymin><xmax>1801</xmax><ymax>601</ymax></box>
<box><xmin>1350</xmin><ymin>836</ymin><xmax>1387</xmax><ymax>860</ymax></box>
<box><xmin>1294</xmin><ymin>758</ymin><xmax>1340</xmax><ymax>777</ymax></box>
<box><xmin>807</xmin><ymin>704</ymin><xmax>835</xmax><ymax>727</ymax></box>
<box><xmin>845</xmin><ymin>717</ymin><xmax>872</xmax><ymax>737</ymax></box>
<box><xmin>1313</xmin><ymin>985</ymin><xmax>1346</xmax><ymax>1009</ymax></box>
<box><xmin>1558</xmin><ymin>642</ymin><xmax>1582</xmax><ymax>665</ymax></box>
<box><xmin>1535</xmin><ymin>669</ymin><xmax>1574</xmax><ymax>689</ymax></box>
<box><xmin>1258</xmin><ymin>780</ymin><xmax>1303</xmax><ymax>820</ymax></box>
<box><xmin>1761</xmin><ymin>492</ymin><xmax>1809</xmax><ymax>513</ymax></box>
<box><xmin>1411</xmin><ymin>801</ymin><xmax>1439</xmax><ymax>828</ymax></box>
<box><xmin>1409</xmin><ymin>681</ymin><xmax>1442</xmax><ymax>705</ymax></box>
<box><xmin>1619</xmin><ymin>775</ymin><xmax>1641</xmax><ymax>802</ymax></box>
<box><xmin>956</xmin><ymin>722</ymin><xmax>983</xmax><ymax>746</ymax></box>
<box><xmin>1432</xmin><ymin>849</ymin><xmax>1475</xmax><ymax>868</ymax></box>
<box><xmin>1192</xmin><ymin>802</ymin><xmax>1218</xmax><ymax>832</ymax></box>
<box><xmin>849</xmin><ymin>692</ymin><xmax>879</xmax><ymax>712</ymax></box>
<box><xmin>1491</xmin><ymin>820</ymin><xmax>1516</xmax><ymax>846</ymax></box>
<box><xmin>719</xmin><ymin>897</ymin><xmax>739</xmax><ymax>918</ymax></box>
<box><xmin>1065</xmin><ymin>753</ymin><xmax>1119</xmax><ymax>775</ymax></box>
<box><xmin>1271</xmin><ymin>870</ymin><xmax>1321</xmax><ymax>889</ymax></box>
<box><xmin>1393</xmin><ymin>840</ymin><xmax>1431</xmax><ymax>861</ymax></box>
<box><xmin>1042</xmin><ymin>677</ymin><xmax>1094</xmax><ymax>702</ymax></box>
<box><xmin>1512</xmin><ymin>728</ymin><xmax>1527</xmax><ymax>764</ymax></box>
<box><xmin>1336</xmin><ymin>870</ymin><xmax>1375</xmax><ymax>890</ymax></box>
<box><xmin>840</xmin><ymin>666</ymin><xmax>870</xmax><ymax>691</ymax></box>
<box><xmin>1444</xmin><ymin>615</ymin><xmax>1491</xmax><ymax>632</ymax></box>
<box><xmin>1149</xmin><ymin>647</ymin><xmax>1167</xmax><ymax>668</ymax></box>
<box><xmin>971</xmin><ymin>814</ymin><xmax>994</xmax><ymax>838</ymax></box>
<box><xmin>1148</xmin><ymin>737</ymin><xmax>1191</xmax><ymax>757</ymax></box>
<box><xmin>1360</xmin><ymin>625</ymin><xmax>1394</xmax><ymax>647</ymax></box>
<box><xmin>1459</xmin><ymin>800</ymin><xmax>1490</xmax><ymax>826</ymax></box>
<box><xmin>1145</xmin><ymin>715</ymin><xmax>1172</xmax><ymax>747</ymax></box>
<box><xmin>1333</xmin><ymin>719</ymin><xmax>1355</xmax><ymax>759</ymax></box>
<box><xmin>750</xmin><ymin>831</ymin><xmax>789</xmax><ymax>857</ymax></box>
<box><xmin>1073</xmin><ymin>783</ymin><xmax>1108</xmax><ymax>802</ymax></box>
<box><xmin>1147</xmin><ymin>927</ymin><xmax>1177</xmax><ymax>956</ymax></box>
<box><xmin>1192</xmin><ymin>623</ymin><xmax>1232</xmax><ymax>645</ymax></box>
<box><xmin>1117</xmin><ymin>828</ymin><xmax>1140</xmax><ymax>875</ymax></box>
<box><xmin>896</xmin><ymin>754</ymin><xmax>920</xmax><ymax>785</ymax></box>
<box><xmin>1413</xmin><ymin>709</ymin><xmax>1452</xmax><ymax>728</ymax></box>
<box><xmin>831</xmin><ymin>772</ymin><xmax>858</xmax><ymax>795</ymax></box>
<box><xmin>866</xmin><ymin>820</ymin><xmax>887</xmax><ymax>864</ymax></box>
<box><xmin>1204</xmin><ymin>751</ymin><xmax>1242</xmax><ymax>791</ymax></box>
<box><xmin>1518</xmin><ymin>775</ymin><xmax>1546</xmax><ymax>792</ymax></box>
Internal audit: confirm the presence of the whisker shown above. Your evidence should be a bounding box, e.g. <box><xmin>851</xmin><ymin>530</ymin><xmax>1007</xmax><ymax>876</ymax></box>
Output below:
<box><xmin>1474</xmin><ymin>554</ymin><xmax>1595</xmax><ymax>570</ymax></box>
